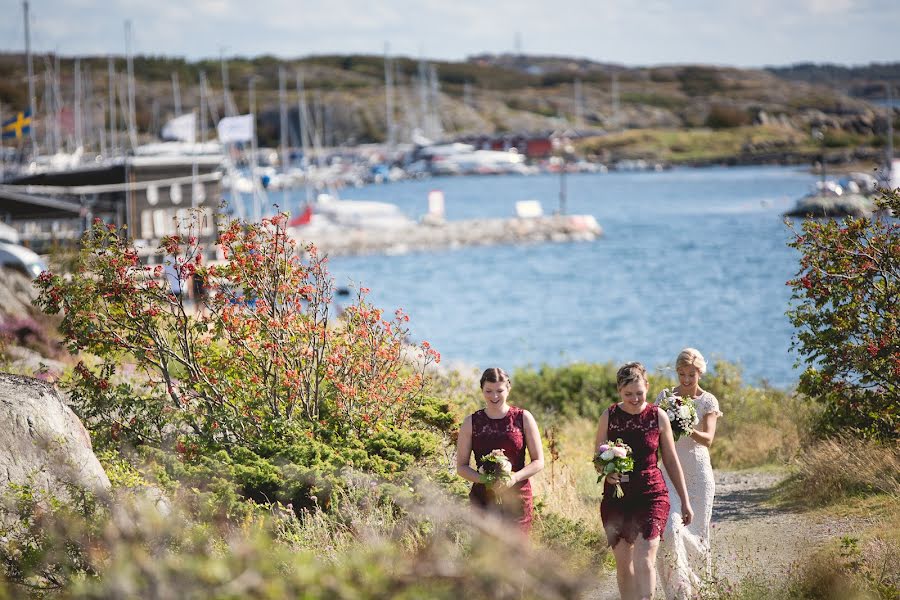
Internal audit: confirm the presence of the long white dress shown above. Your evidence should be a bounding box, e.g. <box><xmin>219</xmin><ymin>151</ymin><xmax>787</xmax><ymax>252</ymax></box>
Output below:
<box><xmin>655</xmin><ymin>390</ymin><xmax>722</xmax><ymax>600</ymax></box>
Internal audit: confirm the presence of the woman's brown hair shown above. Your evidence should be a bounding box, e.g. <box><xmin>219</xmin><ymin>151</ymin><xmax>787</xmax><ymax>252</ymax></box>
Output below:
<box><xmin>616</xmin><ymin>362</ymin><xmax>648</xmax><ymax>389</ymax></box>
<box><xmin>480</xmin><ymin>367</ymin><xmax>511</xmax><ymax>389</ymax></box>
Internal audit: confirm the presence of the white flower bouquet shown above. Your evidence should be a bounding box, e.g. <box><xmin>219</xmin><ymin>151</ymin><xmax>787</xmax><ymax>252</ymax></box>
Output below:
<box><xmin>593</xmin><ymin>438</ymin><xmax>634</xmax><ymax>499</ymax></box>
<box><xmin>659</xmin><ymin>388</ymin><xmax>699</xmax><ymax>441</ymax></box>
<box><xmin>479</xmin><ymin>449</ymin><xmax>514</xmax><ymax>504</ymax></box>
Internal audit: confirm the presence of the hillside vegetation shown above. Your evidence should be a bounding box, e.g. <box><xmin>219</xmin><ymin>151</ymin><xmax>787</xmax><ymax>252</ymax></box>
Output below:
<box><xmin>0</xmin><ymin>53</ymin><xmax>895</xmax><ymax>164</ymax></box>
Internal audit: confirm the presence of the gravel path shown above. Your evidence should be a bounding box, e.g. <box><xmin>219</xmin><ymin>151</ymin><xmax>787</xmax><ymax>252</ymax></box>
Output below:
<box><xmin>583</xmin><ymin>470</ymin><xmax>872</xmax><ymax>599</ymax></box>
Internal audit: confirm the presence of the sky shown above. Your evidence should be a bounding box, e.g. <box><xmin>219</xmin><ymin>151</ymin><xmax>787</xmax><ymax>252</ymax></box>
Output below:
<box><xmin>1</xmin><ymin>0</ymin><xmax>899</xmax><ymax>68</ymax></box>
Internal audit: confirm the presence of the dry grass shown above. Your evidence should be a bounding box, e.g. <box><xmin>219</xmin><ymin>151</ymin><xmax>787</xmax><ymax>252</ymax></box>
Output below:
<box><xmin>778</xmin><ymin>437</ymin><xmax>900</xmax><ymax>508</ymax></box>
<box><xmin>533</xmin><ymin>418</ymin><xmax>601</xmax><ymax>522</ymax></box>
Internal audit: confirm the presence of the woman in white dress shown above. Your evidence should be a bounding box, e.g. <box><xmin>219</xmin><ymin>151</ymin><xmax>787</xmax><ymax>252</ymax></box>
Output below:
<box><xmin>655</xmin><ymin>348</ymin><xmax>722</xmax><ymax>599</ymax></box>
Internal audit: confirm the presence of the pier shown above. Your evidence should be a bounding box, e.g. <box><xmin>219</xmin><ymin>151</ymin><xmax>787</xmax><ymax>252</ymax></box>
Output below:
<box><xmin>291</xmin><ymin>214</ymin><xmax>602</xmax><ymax>256</ymax></box>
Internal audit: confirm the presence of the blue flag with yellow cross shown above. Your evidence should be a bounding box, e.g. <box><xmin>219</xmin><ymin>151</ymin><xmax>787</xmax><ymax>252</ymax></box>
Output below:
<box><xmin>2</xmin><ymin>108</ymin><xmax>32</xmax><ymax>140</ymax></box>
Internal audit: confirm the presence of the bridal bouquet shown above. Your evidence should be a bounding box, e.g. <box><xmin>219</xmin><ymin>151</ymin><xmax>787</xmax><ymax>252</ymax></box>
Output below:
<box><xmin>593</xmin><ymin>439</ymin><xmax>634</xmax><ymax>499</ymax></box>
<box><xmin>658</xmin><ymin>388</ymin><xmax>699</xmax><ymax>441</ymax></box>
<box><xmin>479</xmin><ymin>449</ymin><xmax>514</xmax><ymax>504</ymax></box>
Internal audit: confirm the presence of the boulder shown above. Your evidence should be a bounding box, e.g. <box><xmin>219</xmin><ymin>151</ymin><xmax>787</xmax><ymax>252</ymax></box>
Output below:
<box><xmin>0</xmin><ymin>373</ymin><xmax>110</xmax><ymax>499</ymax></box>
<box><xmin>784</xmin><ymin>193</ymin><xmax>876</xmax><ymax>218</ymax></box>
<box><xmin>0</xmin><ymin>268</ymin><xmax>40</xmax><ymax>321</ymax></box>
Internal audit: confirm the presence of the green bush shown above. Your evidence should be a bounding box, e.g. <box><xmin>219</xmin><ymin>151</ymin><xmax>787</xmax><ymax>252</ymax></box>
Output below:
<box><xmin>678</xmin><ymin>67</ymin><xmax>725</xmax><ymax>96</ymax></box>
<box><xmin>34</xmin><ymin>213</ymin><xmax>450</xmax><ymax>511</ymax></box>
<box><xmin>786</xmin><ymin>189</ymin><xmax>900</xmax><ymax>440</ymax></box>
<box><xmin>705</xmin><ymin>104</ymin><xmax>752</xmax><ymax>129</ymax></box>
<box><xmin>511</xmin><ymin>362</ymin><xmax>621</xmax><ymax>419</ymax></box>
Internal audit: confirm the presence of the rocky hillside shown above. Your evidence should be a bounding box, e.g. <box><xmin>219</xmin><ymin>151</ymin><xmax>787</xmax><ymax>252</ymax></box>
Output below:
<box><xmin>0</xmin><ymin>52</ymin><xmax>895</xmax><ymax>154</ymax></box>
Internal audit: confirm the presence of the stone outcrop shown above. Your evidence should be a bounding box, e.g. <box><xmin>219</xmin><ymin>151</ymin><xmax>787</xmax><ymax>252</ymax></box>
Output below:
<box><xmin>0</xmin><ymin>373</ymin><xmax>110</xmax><ymax>499</ymax></box>
<box><xmin>784</xmin><ymin>193</ymin><xmax>876</xmax><ymax>218</ymax></box>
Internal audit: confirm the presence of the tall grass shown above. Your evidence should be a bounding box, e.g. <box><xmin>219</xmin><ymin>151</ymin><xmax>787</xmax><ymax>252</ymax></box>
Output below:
<box><xmin>1</xmin><ymin>476</ymin><xmax>595</xmax><ymax>600</ymax></box>
<box><xmin>778</xmin><ymin>436</ymin><xmax>900</xmax><ymax>508</ymax></box>
<box><xmin>704</xmin><ymin>374</ymin><xmax>817</xmax><ymax>470</ymax></box>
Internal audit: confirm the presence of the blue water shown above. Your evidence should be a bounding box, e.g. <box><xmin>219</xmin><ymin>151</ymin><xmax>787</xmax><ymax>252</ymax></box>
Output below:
<box><xmin>272</xmin><ymin>166</ymin><xmax>818</xmax><ymax>387</ymax></box>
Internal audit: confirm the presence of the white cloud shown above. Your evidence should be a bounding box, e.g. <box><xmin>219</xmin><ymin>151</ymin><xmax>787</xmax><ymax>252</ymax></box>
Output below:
<box><xmin>801</xmin><ymin>0</ymin><xmax>858</xmax><ymax>15</ymax></box>
<box><xmin>2</xmin><ymin>0</ymin><xmax>898</xmax><ymax>66</ymax></box>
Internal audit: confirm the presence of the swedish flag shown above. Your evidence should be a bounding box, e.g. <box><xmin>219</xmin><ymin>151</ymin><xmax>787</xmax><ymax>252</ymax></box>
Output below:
<box><xmin>2</xmin><ymin>108</ymin><xmax>32</xmax><ymax>141</ymax></box>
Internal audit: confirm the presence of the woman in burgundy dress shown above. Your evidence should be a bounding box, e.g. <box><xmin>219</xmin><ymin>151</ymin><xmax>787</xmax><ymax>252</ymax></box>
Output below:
<box><xmin>596</xmin><ymin>362</ymin><xmax>693</xmax><ymax>600</ymax></box>
<box><xmin>456</xmin><ymin>367</ymin><xmax>544</xmax><ymax>533</ymax></box>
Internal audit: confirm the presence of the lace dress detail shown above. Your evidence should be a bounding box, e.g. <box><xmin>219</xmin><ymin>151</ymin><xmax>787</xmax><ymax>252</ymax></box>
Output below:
<box><xmin>469</xmin><ymin>406</ymin><xmax>533</xmax><ymax>533</ymax></box>
<box><xmin>655</xmin><ymin>390</ymin><xmax>723</xmax><ymax>599</ymax></box>
<box><xmin>600</xmin><ymin>403</ymin><xmax>670</xmax><ymax>547</ymax></box>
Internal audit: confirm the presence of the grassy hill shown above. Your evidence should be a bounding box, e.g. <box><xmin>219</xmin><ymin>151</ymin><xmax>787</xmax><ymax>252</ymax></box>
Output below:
<box><xmin>0</xmin><ymin>52</ymin><xmax>895</xmax><ymax>165</ymax></box>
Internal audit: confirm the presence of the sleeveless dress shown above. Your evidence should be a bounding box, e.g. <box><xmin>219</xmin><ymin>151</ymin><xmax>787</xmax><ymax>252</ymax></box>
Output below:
<box><xmin>655</xmin><ymin>390</ymin><xmax>723</xmax><ymax>599</ymax></box>
<box><xmin>601</xmin><ymin>402</ymin><xmax>670</xmax><ymax>547</ymax></box>
<box><xmin>469</xmin><ymin>406</ymin><xmax>533</xmax><ymax>533</ymax></box>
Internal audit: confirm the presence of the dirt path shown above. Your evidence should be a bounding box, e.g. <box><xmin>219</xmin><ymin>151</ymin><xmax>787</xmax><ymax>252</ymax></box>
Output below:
<box><xmin>583</xmin><ymin>470</ymin><xmax>873</xmax><ymax>599</ymax></box>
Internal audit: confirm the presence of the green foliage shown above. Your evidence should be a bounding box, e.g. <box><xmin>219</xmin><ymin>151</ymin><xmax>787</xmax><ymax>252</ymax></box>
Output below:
<box><xmin>532</xmin><ymin>505</ymin><xmax>607</xmax><ymax>570</ymax></box>
<box><xmin>705</xmin><ymin>104</ymin><xmax>753</xmax><ymax>129</ymax></box>
<box><xmin>0</xmin><ymin>480</ymin><xmax>591</xmax><ymax>600</ymax></box>
<box><xmin>695</xmin><ymin>362</ymin><xmax>817</xmax><ymax>469</ymax></box>
<box><xmin>678</xmin><ymin>66</ymin><xmax>725</xmax><ymax>96</ymax></box>
<box><xmin>786</xmin><ymin>188</ymin><xmax>900</xmax><ymax>440</ymax></box>
<box><xmin>511</xmin><ymin>362</ymin><xmax>621</xmax><ymax>419</ymax></box>
<box><xmin>621</xmin><ymin>91</ymin><xmax>688</xmax><ymax>110</ymax></box>
<box><xmin>33</xmin><ymin>212</ymin><xmax>448</xmax><ymax>510</ymax></box>
<box><xmin>822</xmin><ymin>128</ymin><xmax>865</xmax><ymax>148</ymax></box>
<box><xmin>0</xmin><ymin>483</ymin><xmax>102</xmax><ymax>593</ymax></box>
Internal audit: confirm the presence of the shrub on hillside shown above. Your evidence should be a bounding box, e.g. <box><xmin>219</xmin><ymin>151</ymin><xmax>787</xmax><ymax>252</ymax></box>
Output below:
<box><xmin>787</xmin><ymin>189</ymin><xmax>900</xmax><ymax>440</ymax></box>
<box><xmin>678</xmin><ymin>67</ymin><xmax>725</xmax><ymax>97</ymax></box>
<box><xmin>705</xmin><ymin>104</ymin><xmax>753</xmax><ymax>129</ymax></box>
<box><xmin>34</xmin><ymin>213</ymin><xmax>449</xmax><ymax>510</ymax></box>
<box><xmin>510</xmin><ymin>362</ymin><xmax>621</xmax><ymax>419</ymax></box>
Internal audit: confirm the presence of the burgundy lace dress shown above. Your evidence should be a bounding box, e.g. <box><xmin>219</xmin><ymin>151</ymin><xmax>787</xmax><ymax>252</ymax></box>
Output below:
<box><xmin>600</xmin><ymin>402</ymin><xmax>670</xmax><ymax>547</ymax></box>
<box><xmin>469</xmin><ymin>406</ymin><xmax>533</xmax><ymax>533</ymax></box>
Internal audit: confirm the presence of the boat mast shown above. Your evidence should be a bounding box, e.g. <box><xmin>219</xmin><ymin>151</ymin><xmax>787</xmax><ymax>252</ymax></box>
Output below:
<box><xmin>74</xmin><ymin>58</ymin><xmax>83</xmax><ymax>150</ymax></box>
<box><xmin>249</xmin><ymin>77</ymin><xmax>261</xmax><ymax>222</ymax></box>
<box><xmin>199</xmin><ymin>72</ymin><xmax>207</xmax><ymax>144</ymax></box>
<box><xmin>574</xmin><ymin>77</ymin><xmax>584</xmax><ymax>130</ymax></box>
<box><xmin>611</xmin><ymin>71</ymin><xmax>620</xmax><ymax>130</ymax></box>
<box><xmin>384</xmin><ymin>42</ymin><xmax>396</xmax><ymax>151</ymax></box>
<box><xmin>279</xmin><ymin>65</ymin><xmax>289</xmax><ymax>172</ymax></box>
<box><xmin>887</xmin><ymin>83</ymin><xmax>894</xmax><ymax>168</ymax></box>
<box><xmin>124</xmin><ymin>20</ymin><xmax>138</xmax><ymax>151</ymax></box>
<box><xmin>108</xmin><ymin>56</ymin><xmax>117</xmax><ymax>157</ymax></box>
<box><xmin>23</xmin><ymin>1</ymin><xmax>36</xmax><ymax>158</ymax></box>
<box><xmin>172</xmin><ymin>72</ymin><xmax>182</xmax><ymax>117</ymax></box>
<box><xmin>296</xmin><ymin>70</ymin><xmax>314</xmax><ymax>205</ymax></box>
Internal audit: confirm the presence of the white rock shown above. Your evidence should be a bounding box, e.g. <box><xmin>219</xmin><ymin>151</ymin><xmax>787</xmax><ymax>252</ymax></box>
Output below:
<box><xmin>0</xmin><ymin>373</ymin><xmax>111</xmax><ymax>500</ymax></box>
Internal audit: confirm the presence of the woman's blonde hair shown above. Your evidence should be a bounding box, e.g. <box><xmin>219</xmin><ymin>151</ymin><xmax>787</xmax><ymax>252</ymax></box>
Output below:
<box><xmin>616</xmin><ymin>362</ymin><xmax>648</xmax><ymax>389</ymax></box>
<box><xmin>676</xmin><ymin>347</ymin><xmax>707</xmax><ymax>375</ymax></box>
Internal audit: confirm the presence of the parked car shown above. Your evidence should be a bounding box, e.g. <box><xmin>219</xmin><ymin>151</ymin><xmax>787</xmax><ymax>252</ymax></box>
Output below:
<box><xmin>0</xmin><ymin>241</ymin><xmax>48</xmax><ymax>279</ymax></box>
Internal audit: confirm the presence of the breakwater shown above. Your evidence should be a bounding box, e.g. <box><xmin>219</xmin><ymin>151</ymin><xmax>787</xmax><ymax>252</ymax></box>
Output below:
<box><xmin>292</xmin><ymin>214</ymin><xmax>602</xmax><ymax>256</ymax></box>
